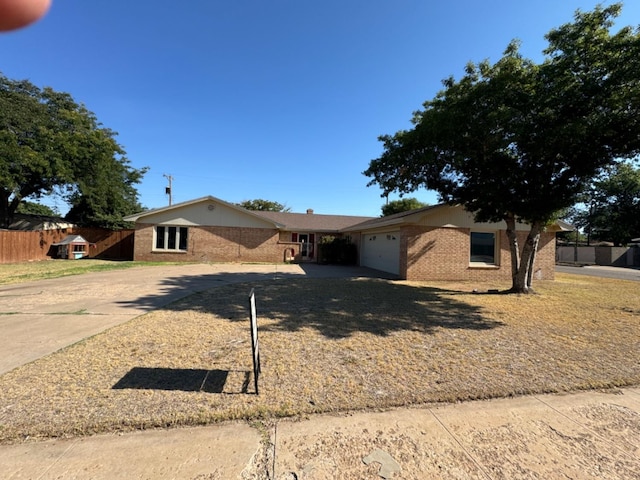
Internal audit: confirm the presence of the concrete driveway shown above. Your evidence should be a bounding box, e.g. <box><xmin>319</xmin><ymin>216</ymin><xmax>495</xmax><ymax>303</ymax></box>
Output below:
<box><xmin>0</xmin><ymin>263</ymin><xmax>377</xmax><ymax>375</ymax></box>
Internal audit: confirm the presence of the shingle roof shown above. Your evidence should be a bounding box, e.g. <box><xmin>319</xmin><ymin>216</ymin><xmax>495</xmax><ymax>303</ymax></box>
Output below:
<box><xmin>52</xmin><ymin>235</ymin><xmax>90</xmax><ymax>246</ymax></box>
<box><xmin>343</xmin><ymin>204</ymin><xmax>444</xmax><ymax>231</ymax></box>
<box><xmin>253</xmin><ymin>211</ymin><xmax>373</xmax><ymax>232</ymax></box>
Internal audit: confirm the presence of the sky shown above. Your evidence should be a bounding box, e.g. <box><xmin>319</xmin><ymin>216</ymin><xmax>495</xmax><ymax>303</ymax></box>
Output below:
<box><xmin>2</xmin><ymin>1</ymin><xmax>639</xmax><ymax>217</ymax></box>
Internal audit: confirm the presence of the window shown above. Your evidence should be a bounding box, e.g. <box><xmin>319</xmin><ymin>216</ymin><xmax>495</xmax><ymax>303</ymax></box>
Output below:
<box><xmin>154</xmin><ymin>226</ymin><xmax>188</xmax><ymax>251</ymax></box>
<box><xmin>73</xmin><ymin>244</ymin><xmax>85</xmax><ymax>252</ymax></box>
<box><xmin>470</xmin><ymin>232</ymin><xmax>497</xmax><ymax>264</ymax></box>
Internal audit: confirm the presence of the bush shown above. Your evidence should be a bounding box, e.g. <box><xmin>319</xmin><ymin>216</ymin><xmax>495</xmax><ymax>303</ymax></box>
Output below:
<box><xmin>318</xmin><ymin>236</ymin><xmax>357</xmax><ymax>265</ymax></box>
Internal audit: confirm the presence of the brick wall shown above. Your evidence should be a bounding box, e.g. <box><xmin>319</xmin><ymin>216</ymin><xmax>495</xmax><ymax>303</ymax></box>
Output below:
<box><xmin>132</xmin><ymin>224</ymin><xmax>294</xmax><ymax>263</ymax></box>
<box><xmin>402</xmin><ymin>226</ymin><xmax>556</xmax><ymax>283</ymax></box>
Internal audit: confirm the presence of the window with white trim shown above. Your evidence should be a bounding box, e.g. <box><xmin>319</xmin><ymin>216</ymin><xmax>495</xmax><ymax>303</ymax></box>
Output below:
<box><xmin>154</xmin><ymin>226</ymin><xmax>188</xmax><ymax>251</ymax></box>
<box><xmin>470</xmin><ymin>231</ymin><xmax>497</xmax><ymax>265</ymax></box>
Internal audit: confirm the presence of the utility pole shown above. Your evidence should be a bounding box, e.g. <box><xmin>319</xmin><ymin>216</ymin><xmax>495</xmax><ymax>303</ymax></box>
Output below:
<box><xmin>163</xmin><ymin>174</ymin><xmax>173</xmax><ymax>206</ymax></box>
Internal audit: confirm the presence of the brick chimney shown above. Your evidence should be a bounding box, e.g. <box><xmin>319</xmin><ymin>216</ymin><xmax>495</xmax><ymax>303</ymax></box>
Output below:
<box><xmin>306</xmin><ymin>209</ymin><xmax>314</xmax><ymax>214</ymax></box>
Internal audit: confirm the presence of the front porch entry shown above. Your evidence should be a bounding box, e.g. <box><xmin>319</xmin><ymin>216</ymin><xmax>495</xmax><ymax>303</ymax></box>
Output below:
<box><xmin>293</xmin><ymin>233</ymin><xmax>315</xmax><ymax>262</ymax></box>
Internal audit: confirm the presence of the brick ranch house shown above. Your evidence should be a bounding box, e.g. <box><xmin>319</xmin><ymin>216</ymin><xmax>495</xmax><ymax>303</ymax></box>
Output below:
<box><xmin>124</xmin><ymin>196</ymin><xmax>570</xmax><ymax>282</ymax></box>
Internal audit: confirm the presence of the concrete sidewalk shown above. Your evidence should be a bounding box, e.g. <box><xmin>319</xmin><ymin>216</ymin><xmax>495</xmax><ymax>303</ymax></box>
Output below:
<box><xmin>1</xmin><ymin>387</ymin><xmax>638</xmax><ymax>479</ymax></box>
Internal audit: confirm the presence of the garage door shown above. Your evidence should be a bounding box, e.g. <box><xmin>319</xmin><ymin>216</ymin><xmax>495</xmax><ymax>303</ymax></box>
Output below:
<box><xmin>360</xmin><ymin>231</ymin><xmax>400</xmax><ymax>275</ymax></box>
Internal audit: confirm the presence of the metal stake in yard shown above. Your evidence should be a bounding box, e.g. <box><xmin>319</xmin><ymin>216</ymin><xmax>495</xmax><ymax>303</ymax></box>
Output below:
<box><xmin>248</xmin><ymin>288</ymin><xmax>261</xmax><ymax>395</ymax></box>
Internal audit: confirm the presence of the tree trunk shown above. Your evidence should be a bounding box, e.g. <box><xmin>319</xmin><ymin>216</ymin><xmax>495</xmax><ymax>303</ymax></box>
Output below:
<box><xmin>510</xmin><ymin>221</ymin><xmax>543</xmax><ymax>294</ymax></box>
<box><xmin>0</xmin><ymin>191</ymin><xmax>11</xmax><ymax>229</ymax></box>
<box><xmin>504</xmin><ymin>213</ymin><xmax>521</xmax><ymax>291</ymax></box>
<box><xmin>526</xmin><ymin>232</ymin><xmax>540</xmax><ymax>289</ymax></box>
<box><xmin>0</xmin><ymin>191</ymin><xmax>21</xmax><ymax>229</ymax></box>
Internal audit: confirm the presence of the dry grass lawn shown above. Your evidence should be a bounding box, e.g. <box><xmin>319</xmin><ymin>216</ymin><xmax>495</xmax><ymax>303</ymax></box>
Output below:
<box><xmin>0</xmin><ymin>272</ymin><xmax>638</xmax><ymax>444</ymax></box>
<box><xmin>0</xmin><ymin>259</ymin><xmax>160</xmax><ymax>285</ymax></box>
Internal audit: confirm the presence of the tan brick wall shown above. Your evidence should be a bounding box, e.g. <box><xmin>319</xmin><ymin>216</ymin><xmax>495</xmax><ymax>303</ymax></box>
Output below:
<box><xmin>132</xmin><ymin>223</ymin><xmax>296</xmax><ymax>263</ymax></box>
<box><xmin>402</xmin><ymin>226</ymin><xmax>556</xmax><ymax>283</ymax></box>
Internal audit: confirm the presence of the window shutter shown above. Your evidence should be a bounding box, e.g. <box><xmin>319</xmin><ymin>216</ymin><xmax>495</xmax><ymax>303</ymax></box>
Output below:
<box><xmin>292</xmin><ymin>233</ymin><xmax>298</xmax><ymax>242</ymax></box>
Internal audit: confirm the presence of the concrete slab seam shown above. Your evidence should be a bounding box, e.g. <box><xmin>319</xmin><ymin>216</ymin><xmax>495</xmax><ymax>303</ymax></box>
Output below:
<box><xmin>271</xmin><ymin>422</ymin><xmax>278</xmax><ymax>479</ymax></box>
<box><xmin>36</xmin><ymin>439</ymin><xmax>78</xmax><ymax>480</ymax></box>
<box><xmin>427</xmin><ymin>408</ymin><xmax>493</xmax><ymax>480</ymax></box>
<box><xmin>532</xmin><ymin>395</ymin><xmax>640</xmax><ymax>463</ymax></box>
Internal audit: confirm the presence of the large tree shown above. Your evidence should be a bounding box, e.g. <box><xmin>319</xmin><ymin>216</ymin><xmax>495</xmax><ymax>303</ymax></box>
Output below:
<box><xmin>0</xmin><ymin>73</ymin><xmax>146</xmax><ymax>229</ymax></box>
<box><xmin>381</xmin><ymin>197</ymin><xmax>428</xmax><ymax>216</ymax></box>
<box><xmin>64</xmin><ymin>126</ymin><xmax>146</xmax><ymax>229</ymax></box>
<box><xmin>573</xmin><ymin>162</ymin><xmax>640</xmax><ymax>246</ymax></box>
<box><xmin>16</xmin><ymin>200</ymin><xmax>57</xmax><ymax>216</ymax></box>
<box><xmin>364</xmin><ymin>4</ymin><xmax>640</xmax><ymax>293</ymax></box>
<box><xmin>238</xmin><ymin>199</ymin><xmax>291</xmax><ymax>212</ymax></box>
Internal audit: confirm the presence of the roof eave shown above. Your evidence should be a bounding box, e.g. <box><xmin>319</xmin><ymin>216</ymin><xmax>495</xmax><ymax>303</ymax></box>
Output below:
<box><xmin>123</xmin><ymin>196</ymin><xmax>284</xmax><ymax>228</ymax></box>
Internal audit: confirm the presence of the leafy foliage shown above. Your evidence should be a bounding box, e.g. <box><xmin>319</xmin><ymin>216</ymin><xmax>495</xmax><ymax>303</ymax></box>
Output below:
<box><xmin>0</xmin><ymin>73</ymin><xmax>147</xmax><ymax>229</ymax></box>
<box><xmin>572</xmin><ymin>163</ymin><xmax>640</xmax><ymax>246</ymax></box>
<box><xmin>381</xmin><ymin>197</ymin><xmax>428</xmax><ymax>216</ymax></box>
<box><xmin>238</xmin><ymin>199</ymin><xmax>291</xmax><ymax>212</ymax></box>
<box><xmin>364</xmin><ymin>4</ymin><xmax>640</xmax><ymax>292</ymax></box>
<box><xmin>16</xmin><ymin>200</ymin><xmax>58</xmax><ymax>216</ymax></box>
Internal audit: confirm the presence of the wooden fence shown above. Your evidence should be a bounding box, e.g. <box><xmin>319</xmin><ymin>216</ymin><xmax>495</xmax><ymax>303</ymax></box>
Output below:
<box><xmin>0</xmin><ymin>228</ymin><xmax>134</xmax><ymax>264</ymax></box>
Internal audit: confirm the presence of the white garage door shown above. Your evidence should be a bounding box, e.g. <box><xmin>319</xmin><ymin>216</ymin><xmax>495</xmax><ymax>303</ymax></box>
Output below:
<box><xmin>360</xmin><ymin>231</ymin><xmax>400</xmax><ymax>275</ymax></box>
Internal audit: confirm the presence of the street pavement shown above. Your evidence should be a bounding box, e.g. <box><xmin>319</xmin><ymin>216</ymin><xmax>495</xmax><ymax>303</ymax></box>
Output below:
<box><xmin>556</xmin><ymin>264</ymin><xmax>640</xmax><ymax>281</ymax></box>
<box><xmin>1</xmin><ymin>263</ymin><xmax>639</xmax><ymax>479</ymax></box>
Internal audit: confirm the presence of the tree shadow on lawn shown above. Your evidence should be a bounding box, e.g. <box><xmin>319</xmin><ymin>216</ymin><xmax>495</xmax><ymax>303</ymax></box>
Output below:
<box><xmin>167</xmin><ymin>276</ymin><xmax>503</xmax><ymax>339</ymax></box>
<box><xmin>113</xmin><ymin>264</ymin><xmax>385</xmax><ymax>312</ymax></box>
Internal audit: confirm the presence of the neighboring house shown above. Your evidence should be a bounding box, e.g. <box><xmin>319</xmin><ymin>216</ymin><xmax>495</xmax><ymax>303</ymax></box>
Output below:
<box><xmin>7</xmin><ymin>214</ymin><xmax>74</xmax><ymax>231</ymax></box>
<box><xmin>124</xmin><ymin>196</ymin><xmax>570</xmax><ymax>282</ymax></box>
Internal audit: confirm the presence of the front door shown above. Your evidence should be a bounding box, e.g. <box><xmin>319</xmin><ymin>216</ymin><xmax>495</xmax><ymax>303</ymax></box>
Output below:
<box><xmin>298</xmin><ymin>233</ymin><xmax>315</xmax><ymax>261</ymax></box>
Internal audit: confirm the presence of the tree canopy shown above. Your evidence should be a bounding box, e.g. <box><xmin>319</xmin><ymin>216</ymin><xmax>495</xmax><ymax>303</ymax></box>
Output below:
<box><xmin>364</xmin><ymin>4</ymin><xmax>640</xmax><ymax>292</ymax></box>
<box><xmin>16</xmin><ymin>200</ymin><xmax>57</xmax><ymax>216</ymax></box>
<box><xmin>0</xmin><ymin>73</ymin><xmax>147</xmax><ymax>229</ymax></box>
<box><xmin>381</xmin><ymin>197</ymin><xmax>428</xmax><ymax>216</ymax></box>
<box><xmin>238</xmin><ymin>199</ymin><xmax>291</xmax><ymax>212</ymax></box>
<box><xmin>571</xmin><ymin>162</ymin><xmax>640</xmax><ymax>246</ymax></box>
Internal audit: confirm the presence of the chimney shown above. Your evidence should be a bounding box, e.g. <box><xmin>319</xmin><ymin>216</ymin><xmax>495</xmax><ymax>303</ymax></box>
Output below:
<box><xmin>306</xmin><ymin>209</ymin><xmax>314</xmax><ymax>214</ymax></box>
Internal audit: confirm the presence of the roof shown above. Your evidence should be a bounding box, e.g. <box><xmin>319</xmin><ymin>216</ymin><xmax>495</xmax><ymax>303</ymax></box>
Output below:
<box><xmin>52</xmin><ymin>235</ymin><xmax>91</xmax><ymax>246</ymax></box>
<box><xmin>342</xmin><ymin>204</ymin><xmax>446</xmax><ymax>231</ymax></box>
<box><xmin>123</xmin><ymin>195</ymin><xmax>285</xmax><ymax>227</ymax></box>
<box><xmin>123</xmin><ymin>196</ymin><xmax>373</xmax><ymax>232</ymax></box>
<box><xmin>124</xmin><ymin>196</ymin><xmax>572</xmax><ymax>234</ymax></box>
<box><xmin>253</xmin><ymin>210</ymin><xmax>373</xmax><ymax>232</ymax></box>
<box><xmin>343</xmin><ymin>203</ymin><xmax>575</xmax><ymax>232</ymax></box>
<box><xmin>8</xmin><ymin>214</ymin><xmax>75</xmax><ymax>231</ymax></box>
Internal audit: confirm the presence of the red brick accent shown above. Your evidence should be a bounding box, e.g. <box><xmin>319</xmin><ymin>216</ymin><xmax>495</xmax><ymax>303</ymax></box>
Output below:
<box><xmin>402</xmin><ymin>226</ymin><xmax>556</xmax><ymax>283</ymax></box>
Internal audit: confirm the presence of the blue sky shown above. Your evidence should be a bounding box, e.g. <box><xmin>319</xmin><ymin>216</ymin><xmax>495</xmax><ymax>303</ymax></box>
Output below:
<box><xmin>2</xmin><ymin>1</ymin><xmax>639</xmax><ymax>217</ymax></box>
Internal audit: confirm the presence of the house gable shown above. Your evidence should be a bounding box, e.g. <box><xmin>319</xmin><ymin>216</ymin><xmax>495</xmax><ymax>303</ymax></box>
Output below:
<box><xmin>125</xmin><ymin>196</ymin><xmax>278</xmax><ymax>229</ymax></box>
<box><xmin>346</xmin><ymin>204</ymin><xmax>537</xmax><ymax>234</ymax></box>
